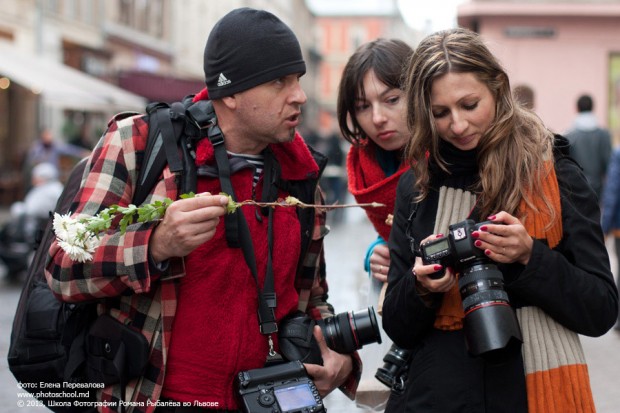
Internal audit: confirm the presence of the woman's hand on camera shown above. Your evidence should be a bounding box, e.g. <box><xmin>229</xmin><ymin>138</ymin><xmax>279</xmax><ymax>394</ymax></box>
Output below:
<box><xmin>303</xmin><ymin>325</ymin><xmax>353</xmax><ymax>397</ymax></box>
<box><xmin>413</xmin><ymin>234</ymin><xmax>456</xmax><ymax>293</ymax></box>
<box><xmin>472</xmin><ymin>211</ymin><xmax>534</xmax><ymax>265</ymax></box>
<box><xmin>369</xmin><ymin>244</ymin><xmax>390</xmax><ymax>282</ymax></box>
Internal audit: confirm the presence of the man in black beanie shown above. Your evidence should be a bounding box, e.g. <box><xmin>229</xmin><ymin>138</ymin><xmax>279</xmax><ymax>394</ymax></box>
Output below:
<box><xmin>46</xmin><ymin>7</ymin><xmax>360</xmax><ymax>413</ymax></box>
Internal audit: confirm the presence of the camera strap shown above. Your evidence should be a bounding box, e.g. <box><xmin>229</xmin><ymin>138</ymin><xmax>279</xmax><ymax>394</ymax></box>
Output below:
<box><xmin>207</xmin><ymin>120</ymin><xmax>280</xmax><ymax>350</ymax></box>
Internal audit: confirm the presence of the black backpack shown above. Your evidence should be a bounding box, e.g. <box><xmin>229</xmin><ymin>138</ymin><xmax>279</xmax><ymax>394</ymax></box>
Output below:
<box><xmin>6</xmin><ymin>97</ymin><xmax>215</xmax><ymax>412</ymax></box>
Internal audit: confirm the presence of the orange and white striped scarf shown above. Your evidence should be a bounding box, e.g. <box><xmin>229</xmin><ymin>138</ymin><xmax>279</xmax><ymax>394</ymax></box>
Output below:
<box><xmin>433</xmin><ymin>162</ymin><xmax>596</xmax><ymax>413</ymax></box>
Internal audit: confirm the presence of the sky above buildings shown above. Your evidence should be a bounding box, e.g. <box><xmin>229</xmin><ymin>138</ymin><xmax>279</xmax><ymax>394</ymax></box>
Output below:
<box><xmin>397</xmin><ymin>0</ymin><xmax>466</xmax><ymax>32</ymax></box>
<box><xmin>306</xmin><ymin>0</ymin><xmax>466</xmax><ymax>32</ymax></box>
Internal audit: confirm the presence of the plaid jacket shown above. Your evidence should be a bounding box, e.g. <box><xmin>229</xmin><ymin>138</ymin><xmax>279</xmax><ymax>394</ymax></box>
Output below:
<box><xmin>45</xmin><ymin>113</ymin><xmax>360</xmax><ymax>412</ymax></box>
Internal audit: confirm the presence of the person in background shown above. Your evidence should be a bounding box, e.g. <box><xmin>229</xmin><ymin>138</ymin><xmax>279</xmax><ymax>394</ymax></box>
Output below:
<box><xmin>336</xmin><ymin>38</ymin><xmax>413</xmax><ymax>408</ymax></box>
<box><xmin>46</xmin><ymin>8</ymin><xmax>358</xmax><ymax>412</ymax></box>
<box><xmin>0</xmin><ymin>162</ymin><xmax>63</xmax><ymax>279</ymax></box>
<box><xmin>304</xmin><ymin>126</ymin><xmax>347</xmax><ymax>223</ymax></box>
<box><xmin>601</xmin><ymin>145</ymin><xmax>620</xmax><ymax>330</ymax></box>
<box><xmin>23</xmin><ymin>128</ymin><xmax>90</xmax><ymax>190</ymax></box>
<box><xmin>11</xmin><ymin>162</ymin><xmax>64</xmax><ymax>235</ymax></box>
<box><xmin>25</xmin><ymin>128</ymin><xmax>90</xmax><ymax>170</ymax></box>
<box><xmin>565</xmin><ymin>94</ymin><xmax>612</xmax><ymax>200</ymax></box>
<box><xmin>382</xmin><ymin>27</ymin><xmax>617</xmax><ymax>412</ymax></box>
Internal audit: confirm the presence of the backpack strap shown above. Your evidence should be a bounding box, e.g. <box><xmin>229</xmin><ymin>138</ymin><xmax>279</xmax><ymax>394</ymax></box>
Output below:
<box><xmin>134</xmin><ymin>98</ymin><xmax>217</xmax><ymax>205</ymax></box>
<box><xmin>134</xmin><ymin>102</ymin><xmax>186</xmax><ymax>206</ymax></box>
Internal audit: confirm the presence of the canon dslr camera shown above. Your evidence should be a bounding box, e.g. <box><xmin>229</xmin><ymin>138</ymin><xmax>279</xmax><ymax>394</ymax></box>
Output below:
<box><xmin>420</xmin><ymin>219</ymin><xmax>522</xmax><ymax>362</ymax></box>
<box><xmin>237</xmin><ymin>361</ymin><xmax>324</xmax><ymax>413</ymax></box>
<box><xmin>237</xmin><ymin>307</ymin><xmax>382</xmax><ymax>412</ymax></box>
<box><xmin>375</xmin><ymin>343</ymin><xmax>410</xmax><ymax>393</ymax></box>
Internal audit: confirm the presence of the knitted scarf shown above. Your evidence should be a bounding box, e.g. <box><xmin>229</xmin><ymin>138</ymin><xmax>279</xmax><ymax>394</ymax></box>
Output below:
<box><xmin>434</xmin><ymin>162</ymin><xmax>595</xmax><ymax>413</ymax></box>
<box><xmin>347</xmin><ymin>143</ymin><xmax>408</xmax><ymax>240</ymax></box>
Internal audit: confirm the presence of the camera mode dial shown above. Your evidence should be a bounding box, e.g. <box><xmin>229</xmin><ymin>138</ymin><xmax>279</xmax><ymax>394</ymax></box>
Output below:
<box><xmin>258</xmin><ymin>390</ymin><xmax>276</xmax><ymax>407</ymax></box>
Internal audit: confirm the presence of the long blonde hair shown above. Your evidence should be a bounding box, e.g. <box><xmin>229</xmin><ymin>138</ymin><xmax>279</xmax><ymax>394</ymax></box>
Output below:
<box><xmin>404</xmin><ymin>28</ymin><xmax>555</xmax><ymax>221</ymax></box>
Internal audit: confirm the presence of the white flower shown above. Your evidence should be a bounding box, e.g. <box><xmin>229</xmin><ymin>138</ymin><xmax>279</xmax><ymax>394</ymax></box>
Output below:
<box><xmin>57</xmin><ymin>239</ymin><xmax>93</xmax><ymax>263</ymax></box>
<box><xmin>83</xmin><ymin>234</ymin><xmax>101</xmax><ymax>253</ymax></box>
<box><xmin>52</xmin><ymin>213</ymin><xmax>74</xmax><ymax>241</ymax></box>
<box><xmin>53</xmin><ymin>212</ymin><xmax>101</xmax><ymax>263</ymax></box>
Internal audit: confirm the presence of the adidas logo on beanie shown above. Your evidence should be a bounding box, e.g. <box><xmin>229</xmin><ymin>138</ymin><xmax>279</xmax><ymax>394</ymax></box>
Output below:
<box><xmin>203</xmin><ymin>7</ymin><xmax>306</xmax><ymax>99</ymax></box>
<box><xmin>217</xmin><ymin>73</ymin><xmax>231</xmax><ymax>87</ymax></box>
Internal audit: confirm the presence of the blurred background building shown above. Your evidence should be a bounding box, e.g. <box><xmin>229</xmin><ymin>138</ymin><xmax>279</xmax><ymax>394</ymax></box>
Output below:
<box><xmin>458</xmin><ymin>0</ymin><xmax>620</xmax><ymax>147</ymax></box>
<box><xmin>0</xmin><ymin>0</ymin><xmax>619</xmax><ymax>206</ymax></box>
<box><xmin>0</xmin><ymin>0</ymin><xmax>412</xmax><ymax>205</ymax></box>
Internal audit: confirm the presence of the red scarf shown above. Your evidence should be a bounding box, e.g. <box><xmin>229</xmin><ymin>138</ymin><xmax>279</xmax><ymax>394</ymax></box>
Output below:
<box><xmin>347</xmin><ymin>143</ymin><xmax>407</xmax><ymax>240</ymax></box>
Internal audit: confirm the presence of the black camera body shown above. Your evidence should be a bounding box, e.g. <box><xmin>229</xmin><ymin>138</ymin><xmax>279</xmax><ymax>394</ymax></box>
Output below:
<box><xmin>238</xmin><ymin>307</ymin><xmax>382</xmax><ymax>412</ymax></box>
<box><xmin>375</xmin><ymin>343</ymin><xmax>410</xmax><ymax>393</ymax></box>
<box><xmin>420</xmin><ymin>219</ymin><xmax>522</xmax><ymax>362</ymax></box>
<box><xmin>237</xmin><ymin>360</ymin><xmax>325</xmax><ymax>413</ymax></box>
<box><xmin>421</xmin><ymin>219</ymin><xmax>490</xmax><ymax>279</ymax></box>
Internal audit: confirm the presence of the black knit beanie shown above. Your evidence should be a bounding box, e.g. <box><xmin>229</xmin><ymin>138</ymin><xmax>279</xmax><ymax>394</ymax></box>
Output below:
<box><xmin>204</xmin><ymin>8</ymin><xmax>306</xmax><ymax>99</ymax></box>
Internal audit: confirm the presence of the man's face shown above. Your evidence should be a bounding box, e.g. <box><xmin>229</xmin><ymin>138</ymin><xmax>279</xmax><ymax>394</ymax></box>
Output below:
<box><xmin>41</xmin><ymin>130</ymin><xmax>54</xmax><ymax>146</ymax></box>
<box><xmin>231</xmin><ymin>73</ymin><xmax>307</xmax><ymax>154</ymax></box>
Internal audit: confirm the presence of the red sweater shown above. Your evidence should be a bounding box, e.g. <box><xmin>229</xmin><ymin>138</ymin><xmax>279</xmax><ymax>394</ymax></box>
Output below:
<box><xmin>162</xmin><ymin>135</ymin><xmax>319</xmax><ymax>409</ymax></box>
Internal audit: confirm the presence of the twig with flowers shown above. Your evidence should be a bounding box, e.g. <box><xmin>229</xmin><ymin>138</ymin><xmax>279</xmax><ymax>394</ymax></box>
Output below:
<box><xmin>53</xmin><ymin>193</ymin><xmax>385</xmax><ymax>263</ymax></box>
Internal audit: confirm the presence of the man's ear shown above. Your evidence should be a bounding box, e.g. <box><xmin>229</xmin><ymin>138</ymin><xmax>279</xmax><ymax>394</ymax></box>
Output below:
<box><xmin>220</xmin><ymin>95</ymin><xmax>237</xmax><ymax>110</ymax></box>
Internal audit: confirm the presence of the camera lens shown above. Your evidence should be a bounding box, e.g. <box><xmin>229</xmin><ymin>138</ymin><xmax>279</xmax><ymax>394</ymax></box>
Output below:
<box><xmin>322</xmin><ymin>306</ymin><xmax>382</xmax><ymax>354</ymax></box>
<box><xmin>458</xmin><ymin>262</ymin><xmax>522</xmax><ymax>362</ymax></box>
<box><xmin>375</xmin><ymin>344</ymin><xmax>410</xmax><ymax>388</ymax></box>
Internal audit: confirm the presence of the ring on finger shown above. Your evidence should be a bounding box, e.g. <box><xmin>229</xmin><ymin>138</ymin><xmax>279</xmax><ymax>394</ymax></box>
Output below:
<box><xmin>502</xmin><ymin>247</ymin><xmax>506</xmax><ymax>254</ymax></box>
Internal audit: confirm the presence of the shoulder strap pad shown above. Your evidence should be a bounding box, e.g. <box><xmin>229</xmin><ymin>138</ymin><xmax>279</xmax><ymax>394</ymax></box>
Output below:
<box><xmin>107</xmin><ymin>111</ymin><xmax>141</xmax><ymax>127</ymax></box>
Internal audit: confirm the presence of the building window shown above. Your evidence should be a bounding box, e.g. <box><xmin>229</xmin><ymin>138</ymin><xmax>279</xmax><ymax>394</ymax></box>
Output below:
<box><xmin>45</xmin><ymin>0</ymin><xmax>60</xmax><ymax>14</ymax></box>
<box><xmin>504</xmin><ymin>27</ymin><xmax>555</xmax><ymax>39</ymax></box>
<box><xmin>119</xmin><ymin>0</ymin><xmax>132</xmax><ymax>26</ymax></box>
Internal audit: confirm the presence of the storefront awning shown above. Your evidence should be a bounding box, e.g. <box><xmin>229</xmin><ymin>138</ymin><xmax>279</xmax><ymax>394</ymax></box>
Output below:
<box><xmin>118</xmin><ymin>70</ymin><xmax>205</xmax><ymax>104</ymax></box>
<box><xmin>0</xmin><ymin>42</ymin><xmax>146</xmax><ymax>112</ymax></box>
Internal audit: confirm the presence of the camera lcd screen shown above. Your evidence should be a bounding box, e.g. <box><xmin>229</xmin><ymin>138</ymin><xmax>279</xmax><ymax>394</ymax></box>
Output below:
<box><xmin>274</xmin><ymin>383</ymin><xmax>318</xmax><ymax>411</ymax></box>
<box><xmin>424</xmin><ymin>238</ymin><xmax>449</xmax><ymax>255</ymax></box>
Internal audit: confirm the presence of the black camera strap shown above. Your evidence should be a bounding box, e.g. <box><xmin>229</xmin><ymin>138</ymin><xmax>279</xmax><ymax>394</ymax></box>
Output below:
<box><xmin>207</xmin><ymin>118</ymin><xmax>280</xmax><ymax>348</ymax></box>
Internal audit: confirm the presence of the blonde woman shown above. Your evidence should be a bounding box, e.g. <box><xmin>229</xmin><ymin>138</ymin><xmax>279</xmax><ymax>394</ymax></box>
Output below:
<box><xmin>382</xmin><ymin>28</ymin><xmax>617</xmax><ymax>412</ymax></box>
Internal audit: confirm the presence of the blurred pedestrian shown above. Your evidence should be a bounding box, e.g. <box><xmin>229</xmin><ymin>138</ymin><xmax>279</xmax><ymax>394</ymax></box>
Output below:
<box><xmin>601</xmin><ymin>146</ymin><xmax>620</xmax><ymax>330</ymax></box>
<box><xmin>12</xmin><ymin>162</ymin><xmax>64</xmax><ymax>229</ymax></box>
<box><xmin>303</xmin><ymin>126</ymin><xmax>347</xmax><ymax>224</ymax></box>
<box><xmin>337</xmin><ymin>38</ymin><xmax>413</xmax><ymax>408</ymax></box>
<box><xmin>383</xmin><ymin>27</ymin><xmax>617</xmax><ymax>412</ymax></box>
<box><xmin>565</xmin><ymin>94</ymin><xmax>612</xmax><ymax>200</ymax></box>
<box><xmin>25</xmin><ymin>128</ymin><xmax>89</xmax><ymax>170</ymax></box>
<box><xmin>1</xmin><ymin>163</ymin><xmax>63</xmax><ymax>278</ymax></box>
<box><xmin>23</xmin><ymin>128</ymin><xmax>90</xmax><ymax>189</ymax></box>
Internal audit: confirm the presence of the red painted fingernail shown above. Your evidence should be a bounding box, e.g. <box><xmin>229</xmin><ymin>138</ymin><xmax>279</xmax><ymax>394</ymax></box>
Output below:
<box><xmin>487</xmin><ymin>215</ymin><xmax>496</xmax><ymax>220</ymax></box>
<box><xmin>475</xmin><ymin>240</ymin><xmax>482</xmax><ymax>247</ymax></box>
<box><xmin>434</xmin><ymin>265</ymin><xmax>443</xmax><ymax>271</ymax></box>
<box><xmin>479</xmin><ymin>225</ymin><xmax>488</xmax><ymax>231</ymax></box>
<box><xmin>472</xmin><ymin>231</ymin><xmax>480</xmax><ymax>238</ymax></box>
<box><xmin>485</xmin><ymin>249</ymin><xmax>491</xmax><ymax>255</ymax></box>
<box><xmin>436</xmin><ymin>233</ymin><xmax>444</xmax><ymax>238</ymax></box>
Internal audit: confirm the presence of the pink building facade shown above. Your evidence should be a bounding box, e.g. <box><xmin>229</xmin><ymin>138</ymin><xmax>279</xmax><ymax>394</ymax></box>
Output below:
<box><xmin>458</xmin><ymin>2</ymin><xmax>620</xmax><ymax>145</ymax></box>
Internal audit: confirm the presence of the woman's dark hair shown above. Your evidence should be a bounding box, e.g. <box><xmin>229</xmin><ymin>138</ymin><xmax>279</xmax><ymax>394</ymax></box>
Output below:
<box><xmin>337</xmin><ymin>38</ymin><xmax>413</xmax><ymax>145</ymax></box>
